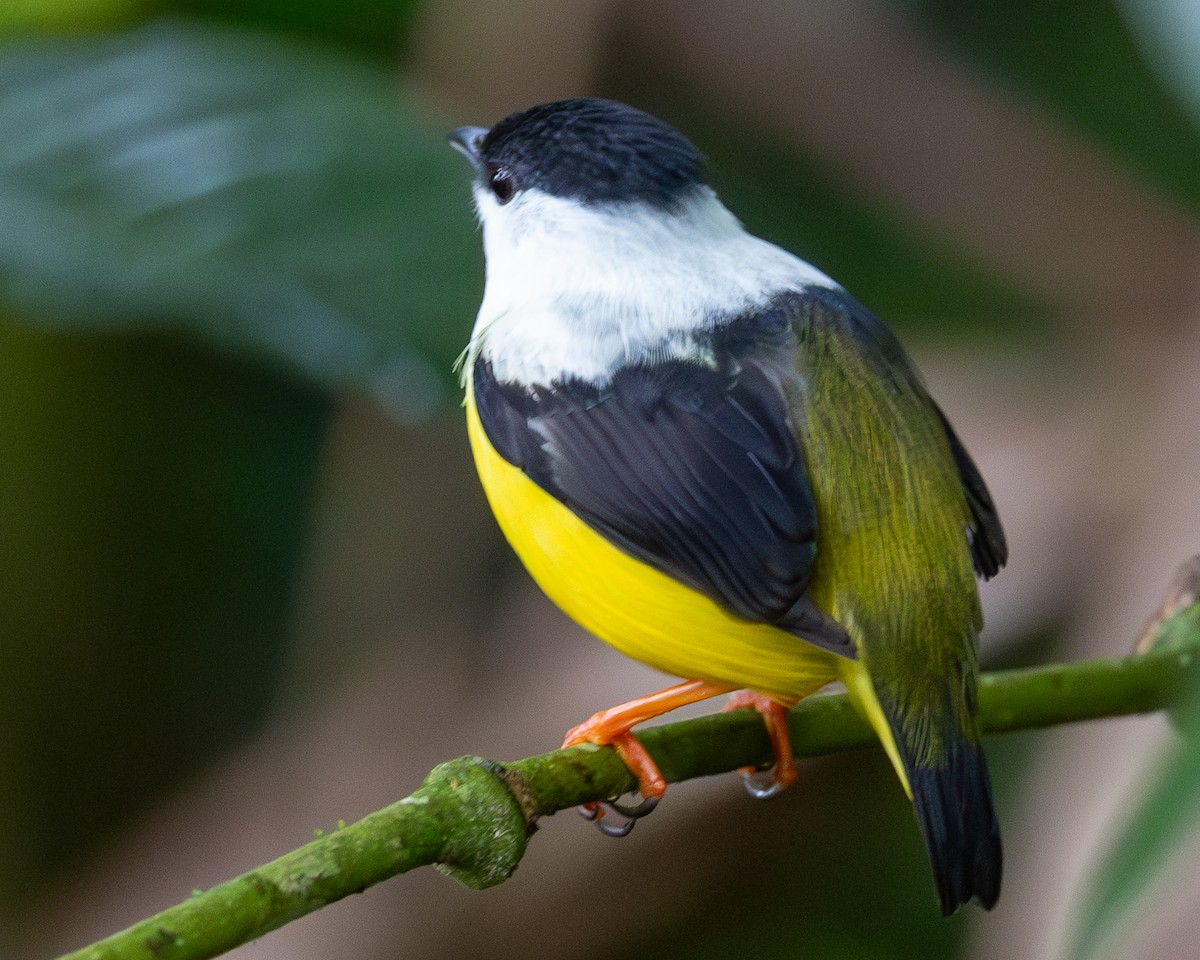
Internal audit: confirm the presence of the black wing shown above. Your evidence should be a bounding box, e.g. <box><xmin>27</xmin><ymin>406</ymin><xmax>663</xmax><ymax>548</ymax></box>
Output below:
<box><xmin>935</xmin><ymin>406</ymin><xmax>1008</xmax><ymax>580</ymax></box>
<box><xmin>473</xmin><ymin>335</ymin><xmax>853</xmax><ymax>659</ymax></box>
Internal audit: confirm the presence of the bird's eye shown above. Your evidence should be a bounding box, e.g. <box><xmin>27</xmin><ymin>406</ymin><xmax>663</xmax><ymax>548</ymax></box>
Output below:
<box><xmin>487</xmin><ymin>165</ymin><xmax>514</xmax><ymax>204</ymax></box>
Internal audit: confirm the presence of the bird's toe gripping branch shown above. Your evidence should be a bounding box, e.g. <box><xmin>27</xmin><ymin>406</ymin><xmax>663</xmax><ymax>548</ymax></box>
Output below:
<box><xmin>562</xmin><ymin>722</ymin><xmax>670</xmax><ymax>836</ymax></box>
<box><xmin>561</xmin><ymin>678</ymin><xmax>739</xmax><ymax>834</ymax></box>
<box><xmin>560</xmin><ymin>681</ymin><xmax>801</xmax><ymax>832</ymax></box>
<box><xmin>722</xmin><ymin>690</ymin><xmax>799</xmax><ymax>799</ymax></box>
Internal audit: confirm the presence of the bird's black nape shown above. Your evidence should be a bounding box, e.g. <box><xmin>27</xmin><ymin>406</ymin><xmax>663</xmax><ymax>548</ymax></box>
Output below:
<box><xmin>478</xmin><ymin>98</ymin><xmax>708</xmax><ymax>208</ymax></box>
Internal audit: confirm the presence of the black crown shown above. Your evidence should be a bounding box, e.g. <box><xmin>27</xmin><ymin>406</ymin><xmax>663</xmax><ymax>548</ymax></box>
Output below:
<box><xmin>480</xmin><ymin>98</ymin><xmax>708</xmax><ymax>208</ymax></box>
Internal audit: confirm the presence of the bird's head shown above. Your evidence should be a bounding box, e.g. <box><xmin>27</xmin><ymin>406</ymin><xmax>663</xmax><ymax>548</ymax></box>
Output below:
<box><xmin>448</xmin><ymin>97</ymin><xmax>709</xmax><ymax>224</ymax></box>
<box><xmin>448</xmin><ymin>99</ymin><xmax>830</xmax><ymax>384</ymax></box>
<box><xmin>447</xmin><ymin>98</ymin><xmax>738</xmax><ymax>317</ymax></box>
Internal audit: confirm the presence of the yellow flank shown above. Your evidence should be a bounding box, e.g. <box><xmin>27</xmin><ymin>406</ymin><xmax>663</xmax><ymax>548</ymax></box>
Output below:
<box><xmin>839</xmin><ymin>658</ymin><xmax>912</xmax><ymax>797</ymax></box>
<box><xmin>465</xmin><ymin>380</ymin><xmax>839</xmax><ymax>703</ymax></box>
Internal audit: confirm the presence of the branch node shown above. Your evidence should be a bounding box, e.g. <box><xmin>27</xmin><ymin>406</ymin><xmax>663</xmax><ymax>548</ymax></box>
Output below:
<box><xmin>420</xmin><ymin>756</ymin><xmax>532</xmax><ymax>890</ymax></box>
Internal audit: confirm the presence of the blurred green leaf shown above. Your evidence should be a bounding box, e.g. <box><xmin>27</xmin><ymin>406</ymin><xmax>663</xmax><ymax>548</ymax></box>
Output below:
<box><xmin>1067</xmin><ymin>590</ymin><xmax>1200</xmax><ymax>960</ymax></box>
<box><xmin>166</xmin><ymin>0</ymin><xmax>424</xmax><ymax>57</ymax></box>
<box><xmin>0</xmin><ymin>0</ymin><xmax>143</xmax><ymax>34</ymax></box>
<box><xmin>0</xmin><ymin>322</ymin><xmax>330</xmax><ymax>902</ymax></box>
<box><xmin>0</xmin><ymin>19</ymin><xmax>481</xmax><ymax>423</ymax></box>
<box><xmin>913</xmin><ymin>0</ymin><xmax>1200</xmax><ymax>217</ymax></box>
<box><xmin>0</xmin><ymin>16</ymin><xmax>486</xmax><ymax>908</ymax></box>
<box><xmin>1118</xmin><ymin>0</ymin><xmax>1200</xmax><ymax>132</ymax></box>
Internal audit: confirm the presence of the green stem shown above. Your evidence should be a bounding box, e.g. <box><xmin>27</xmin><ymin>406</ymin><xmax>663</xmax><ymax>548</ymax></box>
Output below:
<box><xmin>55</xmin><ymin>611</ymin><xmax>1199</xmax><ymax>960</ymax></box>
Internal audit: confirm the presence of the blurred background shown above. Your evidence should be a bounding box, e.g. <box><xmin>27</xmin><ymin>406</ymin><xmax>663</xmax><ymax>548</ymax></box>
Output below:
<box><xmin>1</xmin><ymin>1</ymin><xmax>1199</xmax><ymax>958</ymax></box>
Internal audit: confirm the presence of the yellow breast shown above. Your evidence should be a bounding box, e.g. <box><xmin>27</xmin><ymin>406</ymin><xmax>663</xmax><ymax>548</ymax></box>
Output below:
<box><xmin>464</xmin><ymin>381</ymin><xmax>838</xmax><ymax>701</ymax></box>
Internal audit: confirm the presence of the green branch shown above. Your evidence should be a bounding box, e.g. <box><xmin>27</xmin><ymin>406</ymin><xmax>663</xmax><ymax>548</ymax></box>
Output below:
<box><xmin>56</xmin><ymin>562</ymin><xmax>1200</xmax><ymax>960</ymax></box>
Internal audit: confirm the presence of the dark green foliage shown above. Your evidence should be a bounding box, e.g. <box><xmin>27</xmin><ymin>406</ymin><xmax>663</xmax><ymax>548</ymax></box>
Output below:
<box><xmin>0</xmin><ymin>21</ymin><xmax>481</xmax><ymax>417</ymax></box>
<box><xmin>0</xmin><ymin>325</ymin><xmax>328</xmax><ymax>896</ymax></box>
<box><xmin>0</xmin><ymin>19</ymin><xmax>480</xmax><ymax>903</ymax></box>
<box><xmin>914</xmin><ymin>0</ymin><xmax>1200</xmax><ymax>215</ymax></box>
<box><xmin>166</xmin><ymin>0</ymin><xmax>424</xmax><ymax>57</ymax></box>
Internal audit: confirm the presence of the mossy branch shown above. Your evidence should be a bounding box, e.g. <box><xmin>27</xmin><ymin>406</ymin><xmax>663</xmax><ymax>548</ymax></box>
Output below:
<box><xmin>56</xmin><ymin>560</ymin><xmax>1200</xmax><ymax>960</ymax></box>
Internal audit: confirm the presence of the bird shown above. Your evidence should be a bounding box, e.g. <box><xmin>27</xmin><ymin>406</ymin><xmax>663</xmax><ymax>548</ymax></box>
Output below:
<box><xmin>449</xmin><ymin>97</ymin><xmax>1006</xmax><ymax>914</ymax></box>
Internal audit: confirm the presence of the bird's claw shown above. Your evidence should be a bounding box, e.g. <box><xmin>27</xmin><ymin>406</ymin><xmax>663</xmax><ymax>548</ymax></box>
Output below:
<box><xmin>577</xmin><ymin>794</ymin><xmax>660</xmax><ymax>837</ymax></box>
<box><xmin>738</xmin><ymin>765</ymin><xmax>788</xmax><ymax>800</ymax></box>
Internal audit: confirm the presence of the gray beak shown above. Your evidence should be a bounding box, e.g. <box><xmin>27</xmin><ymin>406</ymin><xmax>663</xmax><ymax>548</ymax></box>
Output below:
<box><xmin>448</xmin><ymin>126</ymin><xmax>488</xmax><ymax>171</ymax></box>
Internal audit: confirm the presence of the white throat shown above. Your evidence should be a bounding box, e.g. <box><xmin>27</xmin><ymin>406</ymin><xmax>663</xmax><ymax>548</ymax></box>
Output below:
<box><xmin>467</xmin><ymin>186</ymin><xmax>837</xmax><ymax>385</ymax></box>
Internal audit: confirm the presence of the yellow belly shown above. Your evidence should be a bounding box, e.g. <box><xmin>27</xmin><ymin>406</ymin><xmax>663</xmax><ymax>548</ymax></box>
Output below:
<box><xmin>465</xmin><ymin>381</ymin><xmax>838</xmax><ymax>701</ymax></box>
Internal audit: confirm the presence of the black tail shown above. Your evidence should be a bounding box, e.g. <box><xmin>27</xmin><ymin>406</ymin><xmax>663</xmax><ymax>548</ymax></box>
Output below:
<box><xmin>907</xmin><ymin>736</ymin><xmax>1002</xmax><ymax>914</ymax></box>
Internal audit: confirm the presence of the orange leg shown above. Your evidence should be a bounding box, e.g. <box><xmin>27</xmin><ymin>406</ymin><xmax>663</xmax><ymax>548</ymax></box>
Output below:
<box><xmin>723</xmin><ymin>691</ymin><xmax>798</xmax><ymax>798</ymax></box>
<box><xmin>563</xmin><ymin>678</ymin><xmax>738</xmax><ymax>803</ymax></box>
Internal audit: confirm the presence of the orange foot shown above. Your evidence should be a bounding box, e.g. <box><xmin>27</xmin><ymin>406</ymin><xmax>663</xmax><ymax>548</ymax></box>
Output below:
<box><xmin>723</xmin><ymin>690</ymin><xmax>798</xmax><ymax>799</ymax></box>
<box><xmin>563</xmin><ymin>678</ymin><xmax>737</xmax><ymax>834</ymax></box>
